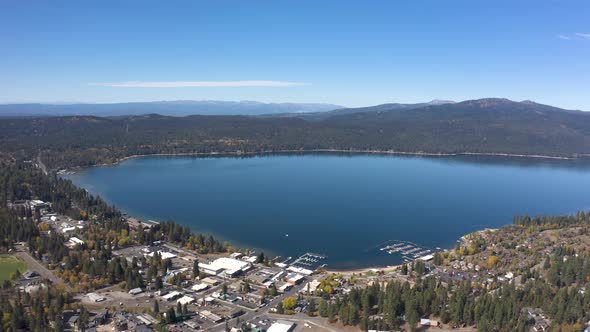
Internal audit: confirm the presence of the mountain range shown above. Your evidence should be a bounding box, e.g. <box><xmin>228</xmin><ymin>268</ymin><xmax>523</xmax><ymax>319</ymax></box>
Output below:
<box><xmin>0</xmin><ymin>100</ymin><xmax>343</xmax><ymax>117</ymax></box>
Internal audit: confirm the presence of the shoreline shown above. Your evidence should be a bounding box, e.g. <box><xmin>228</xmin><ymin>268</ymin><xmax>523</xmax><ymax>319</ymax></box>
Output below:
<box><xmin>60</xmin><ymin>148</ymin><xmax>582</xmax><ymax>174</ymax></box>
<box><xmin>116</xmin><ymin>149</ymin><xmax>576</xmax><ymax>164</ymax></box>
<box><xmin>324</xmin><ymin>264</ymin><xmax>402</xmax><ymax>275</ymax></box>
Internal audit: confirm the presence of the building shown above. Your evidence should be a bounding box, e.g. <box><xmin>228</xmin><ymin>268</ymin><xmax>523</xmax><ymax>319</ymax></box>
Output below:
<box><xmin>183</xmin><ymin>320</ymin><xmax>201</xmax><ymax>330</ymax></box>
<box><xmin>127</xmin><ymin>218</ymin><xmax>142</xmax><ymax>231</ymax></box>
<box><xmin>300</xmin><ymin>279</ymin><xmax>321</xmax><ymax>294</ymax></box>
<box><xmin>68</xmin><ymin>237</ymin><xmax>85</xmax><ymax>248</ymax></box>
<box><xmin>418</xmin><ymin>254</ymin><xmax>434</xmax><ymax>261</ymax></box>
<box><xmin>201</xmin><ymin>277</ymin><xmax>221</xmax><ymax>285</ymax></box>
<box><xmin>420</xmin><ymin>318</ymin><xmax>439</xmax><ymax>326</ymax></box>
<box><xmin>30</xmin><ymin>200</ymin><xmax>49</xmax><ymax>209</ymax></box>
<box><xmin>228</xmin><ymin>309</ymin><xmax>244</xmax><ymax>318</ymax></box>
<box><xmin>199</xmin><ymin>310</ymin><xmax>223</xmax><ymax>323</ymax></box>
<box><xmin>88</xmin><ymin>293</ymin><xmax>106</xmax><ymax>302</ymax></box>
<box><xmin>177</xmin><ymin>296</ymin><xmax>195</xmax><ymax>306</ymax></box>
<box><xmin>191</xmin><ymin>283</ymin><xmax>209</xmax><ymax>292</ymax></box>
<box><xmin>244</xmin><ymin>256</ymin><xmax>258</xmax><ymax>263</ymax></box>
<box><xmin>128</xmin><ymin>288</ymin><xmax>143</xmax><ymax>295</ymax></box>
<box><xmin>199</xmin><ymin>263</ymin><xmax>225</xmax><ymax>276</ymax></box>
<box><xmin>267</xmin><ymin>320</ymin><xmax>295</xmax><ymax>332</ymax></box>
<box><xmin>62</xmin><ymin>226</ymin><xmax>77</xmax><ymax>234</ymax></box>
<box><xmin>244</xmin><ymin>292</ymin><xmax>264</xmax><ymax>305</ymax></box>
<box><xmin>287</xmin><ymin>266</ymin><xmax>313</xmax><ymax>275</ymax></box>
<box><xmin>285</xmin><ymin>273</ymin><xmax>304</xmax><ymax>285</ymax></box>
<box><xmin>199</xmin><ymin>257</ymin><xmax>251</xmax><ymax>276</ymax></box>
<box><xmin>22</xmin><ymin>270</ymin><xmax>40</xmax><ymax>279</ymax></box>
<box><xmin>162</xmin><ymin>291</ymin><xmax>182</xmax><ymax>302</ymax></box>
<box><xmin>278</xmin><ymin>283</ymin><xmax>292</xmax><ymax>293</ymax></box>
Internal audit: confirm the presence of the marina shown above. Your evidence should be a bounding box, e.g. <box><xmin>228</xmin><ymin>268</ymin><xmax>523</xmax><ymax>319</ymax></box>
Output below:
<box><xmin>379</xmin><ymin>240</ymin><xmax>435</xmax><ymax>262</ymax></box>
<box><xmin>284</xmin><ymin>252</ymin><xmax>327</xmax><ymax>271</ymax></box>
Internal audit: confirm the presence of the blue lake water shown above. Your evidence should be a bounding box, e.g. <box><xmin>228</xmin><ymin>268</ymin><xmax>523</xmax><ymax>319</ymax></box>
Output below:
<box><xmin>65</xmin><ymin>154</ymin><xmax>590</xmax><ymax>269</ymax></box>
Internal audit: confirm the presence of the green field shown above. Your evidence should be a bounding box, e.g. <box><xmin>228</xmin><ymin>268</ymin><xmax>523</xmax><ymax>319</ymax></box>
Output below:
<box><xmin>0</xmin><ymin>255</ymin><xmax>29</xmax><ymax>282</ymax></box>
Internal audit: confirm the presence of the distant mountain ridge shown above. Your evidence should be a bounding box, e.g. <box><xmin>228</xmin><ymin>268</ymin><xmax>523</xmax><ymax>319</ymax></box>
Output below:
<box><xmin>274</xmin><ymin>99</ymin><xmax>456</xmax><ymax>120</ymax></box>
<box><xmin>0</xmin><ymin>100</ymin><xmax>343</xmax><ymax>117</ymax></box>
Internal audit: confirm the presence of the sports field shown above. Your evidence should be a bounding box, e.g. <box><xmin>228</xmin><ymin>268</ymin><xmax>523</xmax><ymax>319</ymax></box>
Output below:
<box><xmin>0</xmin><ymin>255</ymin><xmax>29</xmax><ymax>282</ymax></box>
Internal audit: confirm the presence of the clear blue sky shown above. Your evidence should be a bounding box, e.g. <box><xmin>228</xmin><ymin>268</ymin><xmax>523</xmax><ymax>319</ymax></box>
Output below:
<box><xmin>1</xmin><ymin>0</ymin><xmax>589</xmax><ymax>109</ymax></box>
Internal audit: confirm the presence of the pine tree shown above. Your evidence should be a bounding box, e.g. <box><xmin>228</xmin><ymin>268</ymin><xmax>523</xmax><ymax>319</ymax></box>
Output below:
<box><xmin>153</xmin><ymin>300</ymin><xmax>159</xmax><ymax>314</ymax></box>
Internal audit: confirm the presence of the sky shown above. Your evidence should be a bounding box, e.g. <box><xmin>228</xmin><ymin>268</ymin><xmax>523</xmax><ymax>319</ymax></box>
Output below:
<box><xmin>1</xmin><ymin>0</ymin><xmax>589</xmax><ymax>109</ymax></box>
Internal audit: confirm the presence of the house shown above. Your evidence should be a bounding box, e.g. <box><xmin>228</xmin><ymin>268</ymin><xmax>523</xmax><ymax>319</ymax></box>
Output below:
<box><xmin>177</xmin><ymin>295</ymin><xmax>195</xmax><ymax>306</ymax></box>
<box><xmin>191</xmin><ymin>283</ymin><xmax>209</xmax><ymax>292</ymax></box>
<box><xmin>183</xmin><ymin>320</ymin><xmax>201</xmax><ymax>330</ymax></box>
<box><xmin>201</xmin><ymin>277</ymin><xmax>221</xmax><ymax>285</ymax></box>
<box><xmin>67</xmin><ymin>315</ymin><xmax>79</xmax><ymax>331</ymax></box>
<box><xmin>420</xmin><ymin>318</ymin><xmax>439</xmax><ymax>326</ymax></box>
<box><xmin>68</xmin><ymin>237</ymin><xmax>85</xmax><ymax>248</ymax></box>
<box><xmin>30</xmin><ymin>200</ymin><xmax>49</xmax><ymax>210</ymax></box>
<box><xmin>127</xmin><ymin>218</ymin><xmax>142</xmax><ymax>230</ymax></box>
<box><xmin>91</xmin><ymin>309</ymin><xmax>108</xmax><ymax>325</ymax></box>
<box><xmin>22</xmin><ymin>270</ymin><xmax>40</xmax><ymax>279</ymax></box>
<box><xmin>244</xmin><ymin>292</ymin><xmax>264</xmax><ymax>305</ymax></box>
<box><xmin>300</xmin><ymin>279</ymin><xmax>321</xmax><ymax>294</ymax></box>
<box><xmin>224</xmin><ymin>293</ymin><xmax>242</xmax><ymax>302</ymax></box>
<box><xmin>228</xmin><ymin>309</ymin><xmax>244</xmax><ymax>318</ymax></box>
<box><xmin>534</xmin><ymin>321</ymin><xmax>550</xmax><ymax>332</ymax></box>
<box><xmin>199</xmin><ymin>310</ymin><xmax>223</xmax><ymax>323</ymax></box>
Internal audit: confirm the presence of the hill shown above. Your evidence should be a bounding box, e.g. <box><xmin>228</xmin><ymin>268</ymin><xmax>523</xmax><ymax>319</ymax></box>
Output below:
<box><xmin>268</xmin><ymin>99</ymin><xmax>455</xmax><ymax>120</ymax></box>
<box><xmin>1</xmin><ymin>98</ymin><xmax>589</xmax><ymax>169</ymax></box>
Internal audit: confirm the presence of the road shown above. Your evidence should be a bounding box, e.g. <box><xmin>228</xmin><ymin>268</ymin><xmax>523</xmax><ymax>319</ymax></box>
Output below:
<box><xmin>15</xmin><ymin>244</ymin><xmax>72</xmax><ymax>292</ymax></box>
<box><xmin>36</xmin><ymin>152</ymin><xmax>48</xmax><ymax>175</ymax></box>
<box><xmin>209</xmin><ymin>282</ymin><xmax>307</xmax><ymax>332</ymax></box>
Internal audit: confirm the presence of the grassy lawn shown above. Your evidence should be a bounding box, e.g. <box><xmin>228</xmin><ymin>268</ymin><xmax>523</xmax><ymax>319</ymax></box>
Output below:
<box><xmin>0</xmin><ymin>255</ymin><xmax>29</xmax><ymax>282</ymax></box>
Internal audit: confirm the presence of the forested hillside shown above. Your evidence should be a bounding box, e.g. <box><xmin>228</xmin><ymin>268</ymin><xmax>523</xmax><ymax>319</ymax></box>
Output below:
<box><xmin>1</xmin><ymin>98</ymin><xmax>590</xmax><ymax>169</ymax></box>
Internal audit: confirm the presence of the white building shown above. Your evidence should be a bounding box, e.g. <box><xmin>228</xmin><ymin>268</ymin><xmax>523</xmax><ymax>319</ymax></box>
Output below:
<box><xmin>128</xmin><ymin>288</ymin><xmax>143</xmax><ymax>295</ymax></box>
<box><xmin>191</xmin><ymin>283</ymin><xmax>209</xmax><ymax>292</ymax></box>
<box><xmin>177</xmin><ymin>295</ymin><xmax>195</xmax><ymax>306</ymax></box>
<box><xmin>162</xmin><ymin>291</ymin><xmax>182</xmax><ymax>301</ymax></box>
<box><xmin>88</xmin><ymin>293</ymin><xmax>106</xmax><ymax>302</ymax></box>
<box><xmin>68</xmin><ymin>237</ymin><xmax>85</xmax><ymax>247</ymax></box>
<box><xmin>267</xmin><ymin>320</ymin><xmax>295</xmax><ymax>332</ymax></box>
<box><xmin>200</xmin><ymin>258</ymin><xmax>251</xmax><ymax>276</ymax></box>
<box><xmin>199</xmin><ymin>263</ymin><xmax>224</xmax><ymax>276</ymax></box>
<box><xmin>287</xmin><ymin>266</ymin><xmax>313</xmax><ymax>276</ymax></box>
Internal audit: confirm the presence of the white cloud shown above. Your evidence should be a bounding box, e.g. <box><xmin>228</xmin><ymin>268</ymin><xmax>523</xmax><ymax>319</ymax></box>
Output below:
<box><xmin>89</xmin><ymin>80</ymin><xmax>308</xmax><ymax>88</ymax></box>
<box><xmin>557</xmin><ymin>33</ymin><xmax>590</xmax><ymax>41</ymax></box>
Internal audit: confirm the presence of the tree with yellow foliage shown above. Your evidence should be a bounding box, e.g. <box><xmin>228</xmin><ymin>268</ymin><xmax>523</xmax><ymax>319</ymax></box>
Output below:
<box><xmin>487</xmin><ymin>255</ymin><xmax>499</xmax><ymax>269</ymax></box>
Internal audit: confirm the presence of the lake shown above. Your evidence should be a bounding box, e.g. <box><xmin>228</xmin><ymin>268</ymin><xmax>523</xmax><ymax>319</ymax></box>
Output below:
<box><xmin>65</xmin><ymin>153</ymin><xmax>590</xmax><ymax>269</ymax></box>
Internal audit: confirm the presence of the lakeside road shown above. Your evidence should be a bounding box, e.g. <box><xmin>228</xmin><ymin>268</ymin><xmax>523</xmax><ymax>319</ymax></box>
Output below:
<box><xmin>14</xmin><ymin>244</ymin><xmax>72</xmax><ymax>292</ymax></box>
